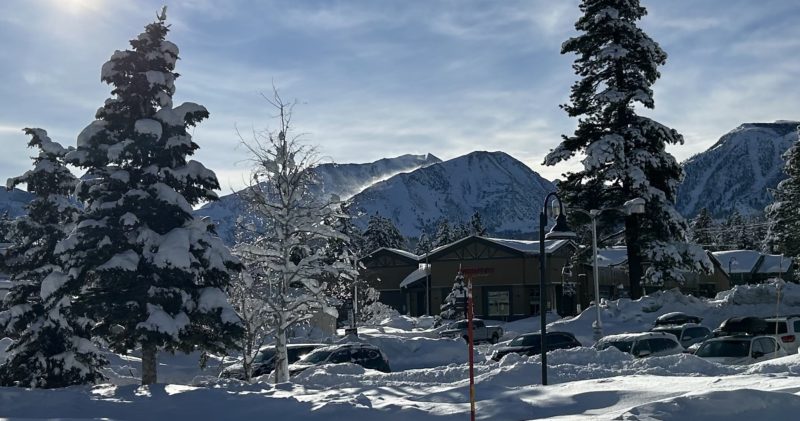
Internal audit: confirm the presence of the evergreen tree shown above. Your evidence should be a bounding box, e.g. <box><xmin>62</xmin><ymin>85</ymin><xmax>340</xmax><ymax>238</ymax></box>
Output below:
<box><xmin>723</xmin><ymin>211</ymin><xmax>745</xmax><ymax>249</ymax></box>
<box><xmin>452</xmin><ymin>221</ymin><xmax>471</xmax><ymax>242</ymax></box>
<box><xmin>439</xmin><ymin>271</ymin><xmax>466</xmax><ymax>321</ymax></box>
<box><xmin>690</xmin><ymin>207</ymin><xmax>715</xmax><ymax>246</ymax></box>
<box><xmin>470</xmin><ymin>211</ymin><xmax>488</xmax><ymax>237</ymax></box>
<box><xmin>59</xmin><ymin>9</ymin><xmax>242</xmax><ymax>385</ymax></box>
<box><xmin>0</xmin><ymin>129</ymin><xmax>105</xmax><ymax>388</ymax></box>
<box><xmin>544</xmin><ymin>0</ymin><xmax>711</xmax><ymax>297</ymax></box>
<box><xmin>414</xmin><ymin>232</ymin><xmax>433</xmax><ymax>255</ymax></box>
<box><xmin>237</xmin><ymin>91</ymin><xmax>354</xmax><ymax>383</ymax></box>
<box><xmin>363</xmin><ymin>213</ymin><xmax>407</xmax><ymax>252</ymax></box>
<box><xmin>765</xmin><ymin>128</ymin><xmax>800</xmax><ymax>263</ymax></box>
<box><xmin>433</xmin><ymin>219</ymin><xmax>453</xmax><ymax>248</ymax></box>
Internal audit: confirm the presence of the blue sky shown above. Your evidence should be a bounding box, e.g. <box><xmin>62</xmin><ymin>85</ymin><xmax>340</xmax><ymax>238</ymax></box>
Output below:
<box><xmin>1</xmin><ymin>0</ymin><xmax>799</xmax><ymax>193</ymax></box>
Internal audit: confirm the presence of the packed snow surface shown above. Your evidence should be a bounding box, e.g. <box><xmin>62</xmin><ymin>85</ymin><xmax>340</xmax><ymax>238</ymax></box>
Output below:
<box><xmin>2</xmin><ymin>284</ymin><xmax>800</xmax><ymax>419</ymax></box>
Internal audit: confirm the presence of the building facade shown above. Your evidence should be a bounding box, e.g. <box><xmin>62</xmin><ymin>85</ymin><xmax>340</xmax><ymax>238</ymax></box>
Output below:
<box><xmin>361</xmin><ymin>236</ymin><xmax>576</xmax><ymax>320</ymax></box>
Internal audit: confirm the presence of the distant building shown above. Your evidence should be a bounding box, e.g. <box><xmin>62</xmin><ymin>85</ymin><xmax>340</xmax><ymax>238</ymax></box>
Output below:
<box><xmin>712</xmin><ymin>250</ymin><xmax>793</xmax><ymax>285</ymax></box>
<box><xmin>576</xmin><ymin>247</ymin><xmax>731</xmax><ymax>301</ymax></box>
<box><xmin>360</xmin><ymin>235</ymin><xmax>576</xmax><ymax>320</ymax></box>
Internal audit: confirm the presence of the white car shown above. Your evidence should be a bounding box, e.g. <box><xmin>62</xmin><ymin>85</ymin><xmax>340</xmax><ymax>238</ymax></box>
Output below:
<box><xmin>594</xmin><ymin>332</ymin><xmax>683</xmax><ymax>358</ymax></box>
<box><xmin>764</xmin><ymin>316</ymin><xmax>800</xmax><ymax>354</ymax></box>
<box><xmin>694</xmin><ymin>335</ymin><xmax>787</xmax><ymax>365</ymax></box>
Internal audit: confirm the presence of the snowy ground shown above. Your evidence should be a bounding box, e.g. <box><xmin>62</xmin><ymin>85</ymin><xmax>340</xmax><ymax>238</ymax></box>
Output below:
<box><xmin>2</xmin><ymin>283</ymin><xmax>800</xmax><ymax>420</ymax></box>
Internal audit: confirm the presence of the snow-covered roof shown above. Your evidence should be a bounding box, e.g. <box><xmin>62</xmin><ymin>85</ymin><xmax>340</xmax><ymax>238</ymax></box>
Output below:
<box><xmin>756</xmin><ymin>254</ymin><xmax>792</xmax><ymax>274</ymax></box>
<box><xmin>712</xmin><ymin>250</ymin><xmax>763</xmax><ymax>274</ymax></box>
<box><xmin>593</xmin><ymin>247</ymin><xmax>629</xmax><ymax>268</ymax></box>
<box><xmin>384</xmin><ymin>248</ymin><xmax>420</xmax><ymax>261</ymax></box>
<box><xmin>400</xmin><ymin>264</ymin><xmax>430</xmax><ymax>289</ymax></box>
<box><xmin>482</xmin><ymin>238</ymin><xmax>571</xmax><ymax>255</ymax></box>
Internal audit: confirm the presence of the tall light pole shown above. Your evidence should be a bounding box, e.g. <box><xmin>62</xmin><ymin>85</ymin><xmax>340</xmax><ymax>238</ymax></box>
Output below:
<box><xmin>539</xmin><ymin>192</ymin><xmax>576</xmax><ymax>385</ymax></box>
<box><xmin>571</xmin><ymin>198</ymin><xmax>645</xmax><ymax>341</ymax></box>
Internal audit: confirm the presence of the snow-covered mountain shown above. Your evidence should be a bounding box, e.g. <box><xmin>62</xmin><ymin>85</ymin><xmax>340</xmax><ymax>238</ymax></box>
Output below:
<box><xmin>347</xmin><ymin>151</ymin><xmax>555</xmax><ymax>238</ymax></box>
<box><xmin>677</xmin><ymin>121</ymin><xmax>798</xmax><ymax>219</ymax></box>
<box><xmin>195</xmin><ymin>153</ymin><xmax>441</xmax><ymax>243</ymax></box>
<box><xmin>0</xmin><ymin>188</ymin><xmax>33</xmax><ymax>218</ymax></box>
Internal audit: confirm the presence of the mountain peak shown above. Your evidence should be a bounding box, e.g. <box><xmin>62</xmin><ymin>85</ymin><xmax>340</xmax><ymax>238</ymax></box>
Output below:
<box><xmin>348</xmin><ymin>151</ymin><xmax>554</xmax><ymax>238</ymax></box>
<box><xmin>678</xmin><ymin>121</ymin><xmax>798</xmax><ymax>218</ymax></box>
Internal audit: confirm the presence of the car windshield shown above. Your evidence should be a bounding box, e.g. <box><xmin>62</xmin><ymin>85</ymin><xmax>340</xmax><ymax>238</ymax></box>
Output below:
<box><xmin>452</xmin><ymin>321</ymin><xmax>468</xmax><ymax>329</ymax></box>
<box><xmin>509</xmin><ymin>335</ymin><xmax>539</xmax><ymax>347</ymax></box>
<box><xmin>255</xmin><ymin>349</ymin><xmax>276</xmax><ymax>363</ymax></box>
<box><xmin>696</xmin><ymin>340</ymin><xmax>749</xmax><ymax>358</ymax></box>
<box><xmin>299</xmin><ymin>349</ymin><xmax>333</xmax><ymax>364</ymax></box>
<box><xmin>598</xmin><ymin>341</ymin><xmax>633</xmax><ymax>353</ymax></box>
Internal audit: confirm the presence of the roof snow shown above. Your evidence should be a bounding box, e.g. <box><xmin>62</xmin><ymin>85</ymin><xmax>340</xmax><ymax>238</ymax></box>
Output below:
<box><xmin>483</xmin><ymin>238</ymin><xmax>571</xmax><ymax>255</ymax></box>
<box><xmin>712</xmin><ymin>250</ymin><xmax>763</xmax><ymax>274</ymax></box>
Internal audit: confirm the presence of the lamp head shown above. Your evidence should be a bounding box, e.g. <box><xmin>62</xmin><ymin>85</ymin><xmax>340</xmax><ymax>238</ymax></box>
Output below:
<box><xmin>545</xmin><ymin>213</ymin><xmax>577</xmax><ymax>240</ymax></box>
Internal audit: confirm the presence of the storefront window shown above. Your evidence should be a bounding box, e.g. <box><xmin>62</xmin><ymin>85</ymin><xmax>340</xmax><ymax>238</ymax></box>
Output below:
<box><xmin>487</xmin><ymin>290</ymin><xmax>510</xmax><ymax>317</ymax></box>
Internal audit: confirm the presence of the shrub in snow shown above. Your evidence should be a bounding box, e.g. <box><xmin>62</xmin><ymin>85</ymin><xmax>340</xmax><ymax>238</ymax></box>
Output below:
<box><xmin>235</xmin><ymin>91</ymin><xmax>355</xmax><ymax>383</ymax></box>
<box><xmin>543</xmin><ymin>0</ymin><xmax>712</xmax><ymax>298</ymax></box>
<box><xmin>0</xmin><ymin>129</ymin><xmax>106</xmax><ymax>387</ymax></box>
<box><xmin>59</xmin><ymin>8</ymin><xmax>242</xmax><ymax>385</ymax></box>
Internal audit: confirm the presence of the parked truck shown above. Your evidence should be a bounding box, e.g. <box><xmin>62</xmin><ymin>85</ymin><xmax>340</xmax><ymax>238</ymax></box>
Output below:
<box><xmin>439</xmin><ymin>319</ymin><xmax>504</xmax><ymax>344</ymax></box>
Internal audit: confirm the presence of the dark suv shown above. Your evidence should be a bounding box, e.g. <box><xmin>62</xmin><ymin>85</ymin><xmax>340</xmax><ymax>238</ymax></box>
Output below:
<box><xmin>491</xmin><ymin>332</ymin><xmax>581</xmax><ymax>361</ymax></box>
<box><xmin>288</xmin><ymin>342</ymin><xmax>391</xmax><ymax>375</ymax></box>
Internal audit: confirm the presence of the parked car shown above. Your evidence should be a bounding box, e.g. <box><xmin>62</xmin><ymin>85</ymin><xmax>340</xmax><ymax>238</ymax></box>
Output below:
<box><xmin>439</xmin><ymin>319</ymin><xmax>504</xmax><ymax>344</ymax></box>
<box><xmin>491</xmin><ymin>332</ymin><xmax>581</xmax><ymax>361</ymax></box>
<box><xmin>694</xmin><ymin>335</ymin><xmax>787</xmax><ymax>365</ymax></box>
<box><xmin>595</xmin><ymin>332</ymin><xmax>683</xmax><ymax>358</ymax></box>
<box><xmin>650</xmin><ymin>323</ymin><xmax>712</xmax><ymax>349</ymax></box>
<box><xmin>654</xmin><ymin>312</ymin><xmax>702</xmax><ymax>326</ymax></box>
<box><xmin>220</xmin><ymin>343</ymin><xmax>323</xmax><ymax>380</ymax></box>
<box><xmin>713</xmin><ymin>316</ymin><xmax>767</xmax><ymax>337</ymax></box>
<box><xmin>764</xmin><ymin>315</ymin><xmax>800</xmax><ymax>354</ymax></box>
<box><xmin>288</xmin><ymin>342</ymin><xmax>391</xmax><ymax>376</ymax></box>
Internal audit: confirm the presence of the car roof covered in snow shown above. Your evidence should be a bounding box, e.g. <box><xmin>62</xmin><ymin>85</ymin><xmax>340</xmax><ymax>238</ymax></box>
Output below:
<box><xmin>596</xmin><ymin>331</ymin><xmax>679</xmax><ymax>344</ymax></box>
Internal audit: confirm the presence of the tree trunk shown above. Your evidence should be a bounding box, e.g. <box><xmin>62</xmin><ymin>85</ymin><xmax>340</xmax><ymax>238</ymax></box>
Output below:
<box><xmin>625</xmin><ymin>215</ymin><xmax>644</xmax><ymax>299</ymax></box>
<box><xmin>142</xmin><ymin>343</ymin><xmax>157</xmax><ymax>385</ymax></box>
<box><xmin>273</xmin><ymin>318</ymin><xmax>289</xmax><ymax>383</ymax></box>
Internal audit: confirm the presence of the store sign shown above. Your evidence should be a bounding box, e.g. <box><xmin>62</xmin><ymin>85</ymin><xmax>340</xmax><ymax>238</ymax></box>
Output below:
<box><xmin>462</xmin><ymin>267</ymin><xmax>494</xmax><ymax>277</ymax></box>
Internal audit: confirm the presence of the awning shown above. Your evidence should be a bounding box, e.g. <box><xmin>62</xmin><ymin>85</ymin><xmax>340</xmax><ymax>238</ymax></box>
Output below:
<box><xmin>400</xmin><ymin>264</ymin><xmax>430</xmax><ymax>289</ymax></box>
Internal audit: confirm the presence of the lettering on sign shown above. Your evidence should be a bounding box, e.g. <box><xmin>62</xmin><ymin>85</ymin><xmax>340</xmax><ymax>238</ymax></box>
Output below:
<box><xmin>462</xmin><ymin>267</ymin><xmax>494</xmax><ymax>277</ymax></box>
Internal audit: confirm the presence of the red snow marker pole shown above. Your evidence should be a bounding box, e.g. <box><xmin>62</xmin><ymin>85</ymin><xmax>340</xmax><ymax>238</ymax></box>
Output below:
<box><xmin>467</xmin><ymin>277</ymin><xmax>476</xmax><ymax>421</ymax></box>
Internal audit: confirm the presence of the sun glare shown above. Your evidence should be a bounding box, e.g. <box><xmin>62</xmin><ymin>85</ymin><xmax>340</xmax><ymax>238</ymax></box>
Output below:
<box><xmin>53</xmin><ymin>0</ymin><xmax>99</xmax><ymax>14</ymax></box>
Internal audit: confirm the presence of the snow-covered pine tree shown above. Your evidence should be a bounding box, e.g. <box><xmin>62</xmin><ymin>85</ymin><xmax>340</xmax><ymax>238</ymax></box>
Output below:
<box><xmin>439</xmin><ymin>271</ymin><xmax>466</xmax><ymax>321</ymax></box>
<box><xmin>470</xmin><ymin>211</ymin><xmax>488</xmax><ymax>237</ymax></box>
<box><xmin>414</xmin><ymin>232</ymin><xmax>433</xmax><ymax>255</ymax></box>
<box><xmin>59</xmin><ymin>9</ymin><xmax>242</xmax><ymax>385</ymax></box>
<box><xmin>237</xmin><ymin>91</ymin><xmax>349</xmax><ymax>383</ymax></box>
<box><xmin>363</xmin><ymin>213</ymin><xmax>407</xmax><ymax>252</ymax></box>
<box><xmin>722</xmin><ymin>211</ymin><xmax>744</xmax><ymax>249</ymax></box>
<box><xmin>765</xmin><ymin>128</ymin><xmax>800</xmax><ymax>264</ymax></box>
<box><xmin>433</xmin><ymin>219</ymin><xmax>453</xmax><ymax>248</ymax></box>
<box><xmin>690</xmin><ymin>208</ymin><xmax>715</xmax><ymax>247</ymax></box>
<box><xmin>544</xmin><ymin>0</ymin><xmax>711</xmax><ymax>297</ymax></box>
<box><xmin>452</xmin><ymin>221</ymin><xmax>471</xmax><ymax>242</ymax></box>
<box><xmin>0</xmin><ymin>128</ymin><xmax>106</xmax><ymax>388</ymax></box>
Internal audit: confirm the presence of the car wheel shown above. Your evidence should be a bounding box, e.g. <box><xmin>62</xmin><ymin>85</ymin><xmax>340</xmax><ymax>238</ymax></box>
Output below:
<box><xmin>490</xmin><ymin>334</ymin><xmax>499</xmax><ymax>344</ymax></box>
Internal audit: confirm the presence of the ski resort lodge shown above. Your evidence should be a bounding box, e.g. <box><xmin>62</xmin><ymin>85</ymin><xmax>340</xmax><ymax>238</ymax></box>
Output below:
<box><xmin>360</xmin><ymin>235</ymin><xmax>732</xmax><ymax>320</ymax></box>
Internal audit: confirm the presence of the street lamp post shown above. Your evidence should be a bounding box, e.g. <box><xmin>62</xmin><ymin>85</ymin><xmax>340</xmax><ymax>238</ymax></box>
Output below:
<box><xmin>571</xmin><ymin>198</ymin><xmax>645</xmax><ymax>341</ymax></box>
<box><xmin>539</xmin><ymin>192</ymin><xmax>576</xmax><ymax>386</ymax></box>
